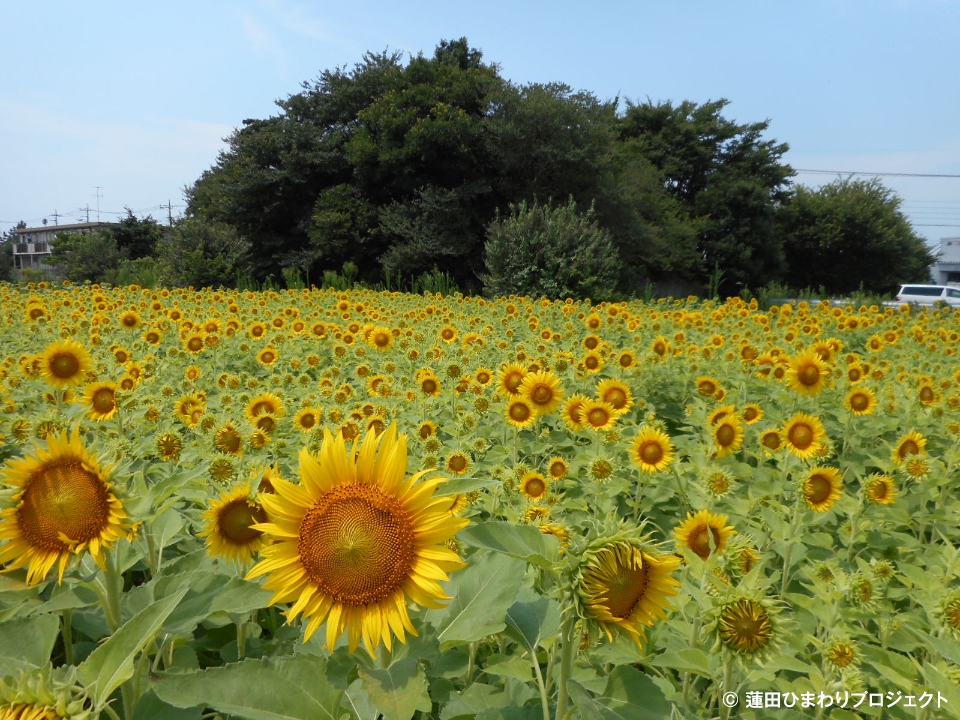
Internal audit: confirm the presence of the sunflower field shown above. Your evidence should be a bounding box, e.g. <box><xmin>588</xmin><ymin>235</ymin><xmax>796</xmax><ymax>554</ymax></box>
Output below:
<box><xmin>1</xmin><ymin>281</ymin><xmax>960</xmax><ymax>720</ymax></box>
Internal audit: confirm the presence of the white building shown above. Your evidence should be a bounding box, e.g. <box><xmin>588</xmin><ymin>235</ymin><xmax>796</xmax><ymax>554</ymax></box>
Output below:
<box><xmin>934</xmin><ymin>237</ymin><xmax>960</xmax><ymax>285</ymax></box>
<box><xmin>12</xmin><ymin>222</ymin><xmax>116</xmax><ymax>275</ymax></box>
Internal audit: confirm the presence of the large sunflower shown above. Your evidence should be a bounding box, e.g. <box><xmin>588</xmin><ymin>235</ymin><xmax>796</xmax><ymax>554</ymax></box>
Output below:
<box><xmin>596</xmin><ymin>379</ymin><xmax>633</xmax><ymax>415</ymax></box>
<box><xmin>784</xmin><ymin>350</ymin><xmax>830</xmax><ymax>397</ymax></box>
<box><xmin>578</xmin><ymin>540</ymin><xmax>681</xmax><ymax>645</ymax></box>
<box><xmin>40</xmin><ymin>340</ymin><xmax>92</xmax><ymax>389</ymax></box>
<box><xmin>803</xmin><ymin>466</ymin><xmax>843</xmax><ymax>512</ymax></box>
<box><xmin>246</xmin><ymin>424</ymin><xmax>467</xmax><ymax>654</ymax></box>
<box><xmin>673</xmin><ymin>510</ymin><xmax>735</xmax><ymax>561</ymax></box>
<box><xmin>245</xmin><ymin>392</ymin><xmax>286</xmax><ymax>422</ymax></box>
<box><xmin>518</xmin><ymin>371</ymin><xmax>564</xmax><ymax>416</ymax></box>
<box><xmin>712</xmin><ymin>417</ymin><xmax>744</xmax><ymax>459</ymax></box>
<box><xmin>579</xmin><ymin>399</ymin><xmax>618</xmax><ymax>432</ymax></box>
<box><xmin>497</xmin><ymin>363</ymin><xmax>527</xmax><ymax>396</ymax></box>
<box><xmin>892</xmin><ymin>431</ymin><xmax>926</xmax><ymax>465</ymax></box>
<box><xmin>0</xmin><ymin>429</ymin><xmax>127</xmax><ymax>585</ymax></box>
<box><xmin>80</xmin><ymin>381</ymin><xmax>118</xmax><ymax>422</ymax></box>
<box><xmin>629</xmin><ymin>426</ymin><xmax>675</xmax><ymax>474</ymax></box>
<box><xmin>199</xmin><ymin>484</ymin><xmax>267</xmax><ymax>565</ymax></box>
<box><xmin>782</xmin><ymin>413</ymin><xmax>826</xmax><ymax>461</ymax></box>
<box><xmin>844</xmin><ymin>387</ymin><xmax>877</xmax><ymax>416</ymax></box>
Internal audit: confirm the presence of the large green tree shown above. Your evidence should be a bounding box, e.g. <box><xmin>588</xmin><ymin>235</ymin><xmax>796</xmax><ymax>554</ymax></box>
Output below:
<box><xmin>617</xmin><ymin>99</ymin><xmax>793</xmax><ymax>292</ymax></box>
<box><xmin>778</xmin><ymin>178</ymin><xmax>935</xmax><ymax>295</ymax></box>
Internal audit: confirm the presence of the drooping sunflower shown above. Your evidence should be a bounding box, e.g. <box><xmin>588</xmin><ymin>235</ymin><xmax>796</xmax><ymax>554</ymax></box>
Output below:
<box><xmin>519</xmin><ymin>471</ymin><xmax>549</xmax><ymax>501</ymax></box>
<box><xmin>39</xmin><ymin>339</ymin><xmax>91</xmax><ymax>389</ymax></box>
<box><xmin>504</xmin><ymin>397</ymin><xmax>536</xmax><ymax>429</ymax></box>
<box><xmin>892</xmin><ymin>431</ymin><xmax>926</xmax><ymax>465</ymax></box>
<box><xmin>80</xmin><ymin>381</ymin><xmax>118</xmax><ymax>422</ymax></box>
<box><xmin>0</xmin><ymin>429</ymin><xmax>128</xmax><ymax>585</ymax></box>
<box><xmin>803</xmin><ymin>466</ymin><xmax>843</xmax><ymax>512</ymax></box>
<box><xmin>712</xmin><ymin>417</ymin><xmax>744</xmax><ymax>459</ymax></box>
<box><xmin>579</xmin><ymin>399</ymin><xmax>618</xmax><ymax>432</ymax></box>
<box><xmin>246</xmin><ymin>392</ymin><xmax>286</xmax><ymax>422</ymax></box>
<box><xmin>596</xmin><ymin>379</ymin><xmax>633</xmax><ymax>415</ymax></box>
<box><xmin>199</xmin><ymin>484</ymin><xmax>267</xmax><ymax>565</ymax></box>
<box><xmin>844</xmin><ymin>387</ymin><xmax>877</xmax><ymax>416</ymax></box>
<box><xmin>519</xmin><ymin>371</ymin><xmax>564</xmax><ymax>416</ymax></box>
<box><xmin>629</xmin><ymin>426</ymin><xmax>675</xmax><ymax>474</ymax></box>
<box><xmin>782</xmin><ymin>413</ymin><xmax>826</xmax><ymax>461</ymax></box>
<box><xmin>578</xmin><ymin>540</ymin><xmax>681</xmax><ymax>646</ymax></box>
<box><xmin>673</xmin><ymin>510</ymin><xmax>735</xmax><ymax>561</ymax></box>
<box><xmin>246</xmin><ymin>424</ymin><xmax>467</xmax><ymax>654</ymax></box>
<box><xmin>864</xmin><ymin>474</ymin><xmax>896</xmax><ymax>504</ymax></box>
<box><xmin>784</xmin><ymin>350</ymin><xmax>830</xmax><ymax>397</ymax></box>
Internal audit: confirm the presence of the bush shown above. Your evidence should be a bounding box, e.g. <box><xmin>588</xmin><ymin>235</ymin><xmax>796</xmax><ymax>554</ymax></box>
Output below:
<box><xmin>157</xmin><ymin>218</ymin><xmax>252</xmax><ymax>289</ymax></box>
<box><xmin>483</xmin><ymin>198</ymin><xmax>619</xmax><ymax>300</ymax></box>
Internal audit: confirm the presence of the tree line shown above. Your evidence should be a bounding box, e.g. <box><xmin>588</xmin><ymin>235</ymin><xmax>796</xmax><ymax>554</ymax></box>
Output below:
<box><xmin>1</xmin><ymin>38</ymin><xmax>935</xmax><ymax>298</ymax></box>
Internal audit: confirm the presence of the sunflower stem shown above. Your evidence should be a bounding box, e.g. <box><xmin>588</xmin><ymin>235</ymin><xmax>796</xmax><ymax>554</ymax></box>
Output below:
<box><xmin>237</xmin><ymin>619</ymin><xmax>246</xmax><ymax>659</ymax></box>
<box><xmin>720</xmin><ymin>655</ymin><xmax>735</xmax><ymax>720</ymax></box>
<box><xmin>531</xmin><ymin>649</ymin><xmax>551</xmax><ymax>720</ymax></box>
<box><xmin>846</xmin><ymin>493</ymin><xmax>865</xmax><ymax>566</ymax></box>
<box><xmin>102</xmin><ymin>704</ymin><xmax>123</xmax><ymax>720</ymax></box>
<box><xmin>62</xmin><ymin>609</ymin><xmax>74</xmax><ymax>666</ymax></box>
<box><xmin>779</xmin><ymin>492</ymin><xmax>804</xmax><ymax>599</ymax></box>
<box><xmin>555</xmin><ymin>612</ymin><xmax>576</xmax><ymax>720</ymax></box>
<box><xmin>104</xmin><ymin>547</ymin><xmax>124</xmax><ymax>633</ymax></box>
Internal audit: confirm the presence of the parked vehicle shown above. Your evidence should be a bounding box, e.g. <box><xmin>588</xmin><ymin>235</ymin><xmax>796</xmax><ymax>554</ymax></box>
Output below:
<box><xmin>894</xmin><ymin>284</ymin><xmax>960</xmax><ymax>307</ymax></box>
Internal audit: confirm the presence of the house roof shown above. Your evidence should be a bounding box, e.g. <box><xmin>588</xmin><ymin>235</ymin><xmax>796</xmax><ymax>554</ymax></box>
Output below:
<box><xmin>15</xmin><ymin>221</ymin><xmax>116</xmax><ymax>234</ymax></box>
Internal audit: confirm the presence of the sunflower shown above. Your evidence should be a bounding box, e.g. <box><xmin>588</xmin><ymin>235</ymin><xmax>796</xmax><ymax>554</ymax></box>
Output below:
<box><xmin>581</xmin><ymin>350</ymin><xmax>604</xmax><ymax>374</ymax></box>
<box><xmin>199</xmin><ymin>484</ymin><xmax>267</xmax><ymax>565</ymax></box>
<box><xmin>579</xmin><ymin>399</ymin><xmax>618</xmax><ymax>432</ymax></box>
<box><xmin>561</xmin><ymin>394</ymin><xmax>589</xmax><ymax>431</ymax></box>
<box><xmin>595</xmin><ymin>379</ymin><xmax>633</xmax><ymax>416</ymax></box>
<box><xmin>81</xmin><ymin>381</ymin><xmax>118</xmax><ymax>422</ymax></box>
<box><xmin>708</xmin><ymin>404</ymin><xmax>736</xmax><ymax>426</ymax></box>
<box><xmin>864</xmin><ymin>474</ymin><xmax>896</xmax><ymax>504</ymax></box>
<box><xmin>419</xmin><ymin>373</ymin><xmax>441</xmax><ymax>398</ymax></box>
<box><xmin>629</xmin><ymin>426</ymin><xmax>675</xmax><ymax>474</ymax></box>
<box><xmin>784</xmin><ymin>350</ymin><xmax>830</xmax><ymax>397</ymax></box>
<box><xmin>257</xmin><ymin>346</ymin><xmax>279</xmax><ymax>366</ymax></box>
<box><xmin>417</xmin><ymin>421</ymin><xmax>437</xmax><ymax>440</ymax></box>
<box><xmin>293</xmin><ymin>407</ymin><xmax>320</xmax><ymax>433</ymax></box>
<box><xmin>741</xmin><ymin>404</ymin><xmax>763</xmax><ymax>425</ymax></box>
<box><xmin>760</xmin><ymin>429</ymin><xmax>782</xmax><ymax>453</ymax></box>
<box><xmin>518</xmin><ymin>370</ymin><xmax>564</xmax><ymax>417</ymax></box>
<box><xmin>712</xmin><ymin>417</ymin><xmax>744</xmax><ymax>458</ymax></box>
<box><xmin>782</xmin><ymin>413</ymin><xmax>826</xmax><ymax>461</ymax></box>
<box><xmin>505</xmin><ymin>397</ymin><xmax>536</xmax><ymax>429</ymax></box>
<box><xmin>578</xmin><ymin>540</ymin><xmax>681</xmax><ymax>646</ymax></box>
<box><xmin>803</xmin><ymin>466</ymin><xmax>843</xmax><ymax>512</ymax></box>
<box><xmin>183</xmin><ymin>331</ymin><xmax>206</xmax><ymax>354</ymax></box>
<box><xmin>892</xmin><ymin>431</ymin><xmax>926</xmax><ymax>465</ymax></box>
<box><xmin>716</xmin><ymin>597</ymin><xmax>775</xmax><ymax>655</ymax></box>
<box><xmin>695</xmin><ymin>376</ymin><xmax>721</xmax><ymax>397</ymax></box>
<box><xmin>498</xmin><ymin>363</ymin><xmax>527</xmax><ymax>396</ymax></box>
<box><xmin>246</xmin><ymin>392</ymin><xmax>286</xmax><ymax>422</ymax></box>
<box><xmin>157</xmin><ymin>433</ymin><xmax>182</xmax><ymax>461</ymax></box>
<box><xmin>547</xmin><ymin>457</ymin><xmax>569</xmax><ymax>480</ymax></box>
<box><xmin>540</xmin><ymin>522</ymin><xmax>570</xmax><ymax>549</ymax></box>
<box><xmin>0</xmin><ymin>429</ymin><xmax>127</xmax><ymax>585</ymax></box>
<box><xmin>214</xmin><ymin>423</ymin><xmax>244</xmax><ymax>456</ymax></box>
<box><xmin>39</xmin><ymin>340</ymin><xmax>91</xmax><ymax>389</ymax></box>
<box><xmin>519</xmin><ymin>471</ymin><xmax>549</xmax><ymax>500</ymax></box>
<box><xmin>673</xmin><ymin>510</ymin><xmax>735</xmax><ymax>561</ymax></box>
<box><xmin>118</xmin><ymin>310</ymin><xmax>142</xmax><ymax>330</ymax></box>
<box><xmin>445</xmin><ymin>452</ymin><xmax>471</xmax><ymax>476</ymax></box>
<box><xmin>368</xmin><ymin>327</ymin><xmax>394</xmax><ymax>351</ymax></box>
<box><xmin>844</xmin><ymin>387</ymin><xmax>877</xmax><ymax>416</ymax></box>
<box><xmin>246</xmin><ymin>424</ymin><xmax>467</xmax><ymax>654</ymax></box>
<box><xmin>825</xmin><ymin>639</ymin><xmax>858</xmax><ymax>669</ymax></box>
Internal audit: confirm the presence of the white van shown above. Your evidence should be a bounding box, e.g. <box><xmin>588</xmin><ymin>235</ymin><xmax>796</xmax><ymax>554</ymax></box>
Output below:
<box><xmin>895</xmin><ymin>285</ymin><xmax>960</xmax><ymax>307</ymax></box>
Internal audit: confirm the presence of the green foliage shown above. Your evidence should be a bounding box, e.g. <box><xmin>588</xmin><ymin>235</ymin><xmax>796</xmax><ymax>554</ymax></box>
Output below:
<box><xmin>779</xmin><ymin>178</ymin><xmax>935</xmax><ymax>295</ymax></box>
<box><xmin>113</xmin><ymin>209</ymin><xmax>165</xmax><ymax>260</ymax></box>
<box><xmin>0</xmin><ymin>239</ymin><xmax>13</xmax><ymax>283</ymax></box>
<box><xmin>484</xmin><ymin>198</ymin><xmax>620</xmax><ymax>300</ymax></box>
<box><xmin>157</xmin><ymin>218</ymin><xmax>252</xmax><ymax>289</ymax></box>
<box><xmin>48</xmin><ymin>230</ymin><xmax>125</xmax><ymax>283</ymax></box>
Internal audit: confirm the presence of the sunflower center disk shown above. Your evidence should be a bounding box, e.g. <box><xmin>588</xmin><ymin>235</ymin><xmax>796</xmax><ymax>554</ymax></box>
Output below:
<box><xmin>92</xmin><ymin>389</ymin><xmax>115</xmax><ymax>413</ymax></box>
<box><xmin>807</xmin><ymin>475</ymin><xmax>831</xmax><ymax>504</ymax></box>
<box><xmin>532</xmin><ymin>386</ymin><xmax>552</xmax><ymax>404</ymax></box>
<box><xmin>640</xmin><ymin>442</ymin><xmax>663</xmax><ymax>465</ymax></box>
<box><xmin>799</xmin><ymin>365</ymin><xmax>820</xmax><ymax>385</ymax></box>
<box><xmin>789</xmin><ymin>425</ymin><xmax>813</xmax><ymax>448</ymax></box>
<box><xmin>689</xmin><ymin>524</ymin><xmax>722</xmax><ymax>560</ymax></box>
<box><xmin>50</xmin><ymin>354</ymin><xmax>80</xmax><ymax>379</ymax></box>
<box><xmin>299</xmin><ymin>487</ymin><xmax>415</xmax><ymax>606</ymax></box>
<box><xmin>604</xmin><ymin>564</ymin><xmax>649</xmax><ymax>619</ymax></box>
<box><xmin>19</xmin><ymin>460</ymin><xmax>110</xmax><ymax>550</ymax></box>
<box><xmin>220</xmin><ymin>501</ymin><xmax>265</xmax><ymax>544</ymax></box>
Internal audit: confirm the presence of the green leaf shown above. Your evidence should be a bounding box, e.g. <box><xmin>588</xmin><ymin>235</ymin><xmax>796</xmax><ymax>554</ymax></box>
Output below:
<box><xmin>358</xmin><ymin>657</ymin><xmax>430</xmax><ymax>720</ymax></box>
<box><xmin>425</xmin><ymin>551</ymin><xmax>527</xmax><ymax>646</ymax></box>
<box><xmin>153</xmin><ymin>654</ymin><xmax>344</xmax><ymax>720</ymax></box>
<box><xmin>481</xmin><ymin>654</ymin><xmax>532</xmax><ymax>682</ymax></box>
<box><xmin>441</xmin><ymin>681</ymin><xmax>536</xmax><ymax>720</ymax></box>
<box><xmin>568</xmin><ymin>666</ymin><xmax>671</xmax><ymax>720</ymax></box>
<box><xmin>504</xmin><ymin>586</ymin><xmax>561</xmax><ymax>652</ymax></box>
<box><xmin>436</xmin><ymin>478</ymin><xmax>501</xmax><ymax>495</ymax></box>
<box><xmin>649</xmin><ymin>648</ymin><xmax>712</xmax><ymax>677</ymax></box>
<box><xmin>458</xmin><ymin>522</ymin><xmax>558</xmax><ymax>568</ymax></box>
<box><xmin>0</xmin><ymin>613</ymin><xmax>60</xmax><ymax>675</ymax></box>
<box><xmin>342</xmin><ymin>678</ymin><xmax>380</xmax><ymax>720</ymax></box>
<box><xmin>78</xmin><ymin>585</ymin><xmax>188</xmax><ymax>707</ymax></box>
<box><xmin>133</xmin><ymin>690</ymin><xmax>203</xmax><ymax>720</ymax></box>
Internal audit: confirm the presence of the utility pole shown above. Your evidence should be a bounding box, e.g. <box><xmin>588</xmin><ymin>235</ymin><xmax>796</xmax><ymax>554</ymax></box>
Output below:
<box><xmin>51</xmin><ymin>209</ymin><xmax>60</xmax><ymax>226</ymax></box>
<box><xmin>163</xmin><ymin>199</ymin><xmax>173</xmax><ymax>226</ymax></box>
<box><xmin>93</xmin><ymin>187</ymin><xmax>102</xmax><ymax>222</ymax></box>
<box><xmin>85</xmin><ymin>205</ymin><xmax>90</xmax><ymax>223</ymax></box>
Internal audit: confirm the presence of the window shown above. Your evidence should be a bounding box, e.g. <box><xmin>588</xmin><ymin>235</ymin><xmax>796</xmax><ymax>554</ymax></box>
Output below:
<box><xmin>902</xmin><ymin>286</ymin><xmax>944</xmax><ymax>296</ymax></box>
<box><xmin>947</xmin><ymin>289</ymin><xmax>960</xmax><ymax>298</ymax></box>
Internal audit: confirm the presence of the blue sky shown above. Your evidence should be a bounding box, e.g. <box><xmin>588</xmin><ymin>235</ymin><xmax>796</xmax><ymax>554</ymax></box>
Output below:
<box><xmin>2</xmin><ymin>0</ymin><xmax>959</xmax><ymax>247</ymax></box>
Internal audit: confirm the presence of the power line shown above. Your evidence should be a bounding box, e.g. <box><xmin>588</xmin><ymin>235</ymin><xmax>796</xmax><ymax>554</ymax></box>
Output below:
<box><xmin>795</xmin><ymin>168</ymin><xmax>960</xmax><ymax>179</ymax></box>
